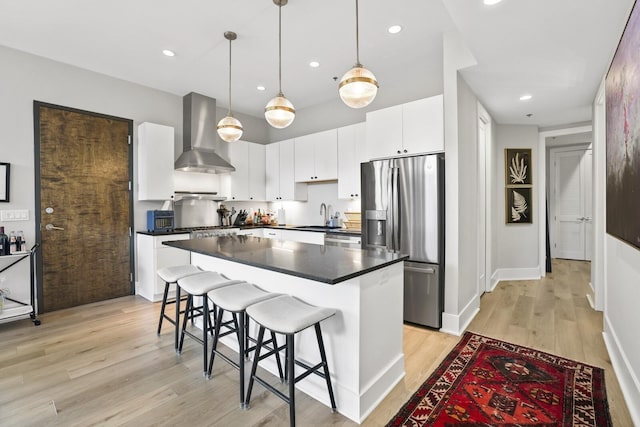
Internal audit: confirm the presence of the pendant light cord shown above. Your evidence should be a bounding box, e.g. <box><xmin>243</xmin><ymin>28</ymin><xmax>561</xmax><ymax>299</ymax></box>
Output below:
<box><xmin>228</xmin><ymin>37</ymin><xmax>233</xmax><ymax>114</ymax></box>
<box><xmin>278</xmin><ymin>2</ymin><xmax>283</xmax><ymax>96</ymax></box>
<box><xmin>355</xmin><ymin>0</ymin><xmax>361</xmax><ymax>67</ymax></box>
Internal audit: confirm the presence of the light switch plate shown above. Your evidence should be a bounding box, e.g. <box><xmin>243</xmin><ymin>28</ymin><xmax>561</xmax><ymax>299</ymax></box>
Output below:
<box><xmin>0</xmin><ymin>210</ymin><xmax>29</xmax><ymax>221</ymax></box>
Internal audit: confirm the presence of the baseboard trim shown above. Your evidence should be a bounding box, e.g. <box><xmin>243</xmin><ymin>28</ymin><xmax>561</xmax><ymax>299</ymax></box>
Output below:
<box><xmin>603</xmin><ymin>314</ymin><xmax>640</xmax><ymax>426</ymax></box>
<box><xmin>441</xmin><ymin>295</ymin><xmax>480</xmax><ymax>336</ymax></box>
<box><xmin>492</xmin><ymin>267</ymin><xmax>541</xmax><ymax>283</ymax></box>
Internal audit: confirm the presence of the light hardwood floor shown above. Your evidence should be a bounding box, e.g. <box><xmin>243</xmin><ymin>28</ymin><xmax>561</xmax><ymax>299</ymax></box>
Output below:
<box><xmin>0</xmin><ymin>259</ymin><xmax>633</xmax><ymax>426</ymax></box>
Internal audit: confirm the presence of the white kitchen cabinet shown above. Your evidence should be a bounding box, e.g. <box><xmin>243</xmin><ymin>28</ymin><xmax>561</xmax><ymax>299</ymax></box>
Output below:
<box><xmin>365</xmin><ymin>94</ymin><xmax>444</xmax><ymax>160</ymax></box>
<box><xmin>136</xmin><ymin>233</ymin><xmax>190</xmax><ymax>302</ymax></box>
<box><xmin>294</xmin><ymin>129</ymin><xmax>338</xmax><ymax>182</ymax></box>
<box><xmin>137</xmin><ymin>122</ymin><xmax>175</xmax><ymax>200</ymax></box>
<box><xmin>226</xmin><ymin>140</ymin><xmax>266</xmax><ymax>201</ymax></box>
<box><xmin>266</xmin><ymin>139</ymin><xmax>307</xmax><ymax>201</ymax></box>
<box><xmin>338</xmin><ymin>122</ymin><xmax>367</xmax><ymax>199</ymax></box>
<box><xmin>366</xmin><ymin>105</ymin><xmax>402</xmax><ymax>160</ymax></box>
<box><xmin>402</xmin><ymin>95</ymin><xmax>444</xmax><ymax>155</ymax></box>
<box><xmin>262</xmin><ymin>229</ymin><xmax>281</xmax><ymax>239</ymax></box>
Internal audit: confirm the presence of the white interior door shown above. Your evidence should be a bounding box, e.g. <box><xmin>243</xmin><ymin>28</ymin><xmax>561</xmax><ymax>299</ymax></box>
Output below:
<box><xmin>553</xmin><ymin>148</ymin><xmax>592</xmax><ymax>260</ymax></box>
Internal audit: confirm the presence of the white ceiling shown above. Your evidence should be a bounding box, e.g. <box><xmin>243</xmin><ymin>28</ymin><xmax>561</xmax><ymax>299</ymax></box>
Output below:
<box><xmin>0</xmin><ymin>0</ymin><xmax>634</xmax><ymax>127</ymax></box>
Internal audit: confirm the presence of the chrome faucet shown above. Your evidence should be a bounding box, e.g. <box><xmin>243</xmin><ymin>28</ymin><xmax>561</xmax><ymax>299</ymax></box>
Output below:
<box><xmin>320</xmin><ymin>203</ymin><xmax>328</xmax><ymax>225</ymax></box>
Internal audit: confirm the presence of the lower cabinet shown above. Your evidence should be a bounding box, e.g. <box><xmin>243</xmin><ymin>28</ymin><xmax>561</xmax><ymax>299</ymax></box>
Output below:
<box><xmin>279</xmin><ymin>229</ymin><xmax>325</xmax><ymax>245</ymax></box>
<box><xmin>136</xmin><ymin>233</ymin><xmax>190</xmax><ymax>302</ymax></box>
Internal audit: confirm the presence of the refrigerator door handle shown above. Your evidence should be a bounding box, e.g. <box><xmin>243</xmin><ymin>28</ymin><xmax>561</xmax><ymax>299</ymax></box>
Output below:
<box><xmin>392</xmin><ymin>166</ymin><xmax>400</xmax><ymax>251</ymax></box>
<box><xmin>405</xmin><ymin>266</ymin><xmax>436</xmax><ymax>274</ymax></box>
<box><xmin>386</xmin><ymin>165</ymin><xmax>395</xmax><ymax>251</ymax></box>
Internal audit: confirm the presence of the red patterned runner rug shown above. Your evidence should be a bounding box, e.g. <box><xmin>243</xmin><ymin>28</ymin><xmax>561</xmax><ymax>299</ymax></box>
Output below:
<box><xmin>386</xmin><ymin>332</ymin><xmax>612</xmax><ymax>426</ymax></box>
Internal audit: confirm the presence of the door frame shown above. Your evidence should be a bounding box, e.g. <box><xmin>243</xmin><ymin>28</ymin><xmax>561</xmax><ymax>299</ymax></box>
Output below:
<box><xmin>549</xmin><ymin>145</ymin><xmax>592</xmax><ymax>260</ymax></box>
<box><xmin>33</xmin><ymin>101</ymin><xmax>134</xmax><ymax>313</ymax></box>
<box><xmin>477</xmin><ymin>102</ymin><xmax>493</xmax><ymax>292</ymax></box>
<box><xmin>537</xmin><ymin>124</ymin><xmax>592</xmax><ymax>279</ymax></box>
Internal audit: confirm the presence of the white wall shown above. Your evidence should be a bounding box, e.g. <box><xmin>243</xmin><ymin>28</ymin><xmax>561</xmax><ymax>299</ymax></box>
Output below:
<box><xmin>273</xmin><ymin>182</ymin><xmax>360</xmax><ymax>227</ymax></box>
<box><xmin>492</xmin><ymin>125</ymin><xmax>540</xmax><ymax>280</ymax></box>
<box><xmin>604</xmin><ymin>237</ymin><xmax>640</xmax><ymax>423</ymax></box>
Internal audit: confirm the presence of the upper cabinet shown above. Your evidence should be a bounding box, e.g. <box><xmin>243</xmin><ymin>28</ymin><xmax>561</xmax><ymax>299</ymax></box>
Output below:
<box><xmin>225</xmin><ymin>140</ymin><xmax>266</xmax><ymax>201</ymax></box>
<box><xmin>337</xmin><ymin>123</ymin><xmax>366</xmax><ymax>199</ymax></box>
<box><xmin>294</xmin><ymin>129</ymin><xmax>338</xmax><ymax>182</ymax></box>
<box><xmin>137</xmin><ymin>122</ymin><xmax>175</xmax><ymax>200</ymax></box>
<box><xmin>366</xmin><ymin>94</ymin><xmax>444</xmax><ymax>160</ymax></box>
<box><xmin>266</xmin><ymin>139</ymin><xmax>307</xmax><ymax>201</ymax></box>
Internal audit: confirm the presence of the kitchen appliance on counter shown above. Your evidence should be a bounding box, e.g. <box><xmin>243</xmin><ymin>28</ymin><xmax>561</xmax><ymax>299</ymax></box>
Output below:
<box><xmin>361</xmin><ymin>153</ymin><xmax>445</xmax><ymax>328</ymax></box>
<box><xmin>147</xmin><ymin>210</ymin><xmax>175</xmax><ymax>232</ymax></box>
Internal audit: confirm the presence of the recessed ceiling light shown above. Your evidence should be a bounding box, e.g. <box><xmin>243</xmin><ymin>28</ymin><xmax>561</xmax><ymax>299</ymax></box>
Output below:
<box><xmin>257</xmin><ymin>85</ymin><xmax>266</xmax><ymax>91</ymax></box>
<box><xmin>388</xmin><ymin>25</ymin><xmax>402</xmax><ymax>34</ymax></box>
<box><xmin>484</xmin><ymin>0</ymin><xmax>503</xmax><ymax>5</ymax></box>
<box><xmin>519</xmin><ymin>94</ymin><xmax>532</xmax><ymax>101</ymax></box>
<box><xmin>309</xmin><ymin>61</ymin><xmax>320</xmax><ymax>68</ymax></box>
<box><xmin>162</xmin><ymin>49</ymin><xmax>176</xmax><ymax>57</ymax></box>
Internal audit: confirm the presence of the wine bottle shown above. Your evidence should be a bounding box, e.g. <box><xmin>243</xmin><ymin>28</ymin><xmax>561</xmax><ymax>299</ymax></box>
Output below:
<box><xmin>0</xmin><ymin>227</ymin><xmax>9</xmax><ymax>256</ymax></box>
<box><xmin>9</xmin><ymin>231</ymin><xmax>16</xmax><ymax>254</ymax></box>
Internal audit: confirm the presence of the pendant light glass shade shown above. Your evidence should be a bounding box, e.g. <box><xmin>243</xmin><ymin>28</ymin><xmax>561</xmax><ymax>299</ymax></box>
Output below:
<box><xmin>217</xmin><ymin>114</ymin><xmax>243</xmax><ymax>142</ymax></box>
<box><xmin>217</xmin><ymin>31</ymin><xmax>243</xmax><ymax>142</ymax></box>
<box><xmin>265</xmin><ymin>0</ymin><xmax>295</xmax><ymax>129</ymax></box>
<box><xmin>339</xmin><ymin>65</ymin><xmax>378</xmax><ymax>108</ymax></box>
<box><xmin>339</xmin><ymin>0</ymin><xmax>378</xmax><ymax>109</ymax></box>
<box><xmin>265</xmin><ymin>93</ymin><xmax>295</xmax><ymax>129</ymax></box>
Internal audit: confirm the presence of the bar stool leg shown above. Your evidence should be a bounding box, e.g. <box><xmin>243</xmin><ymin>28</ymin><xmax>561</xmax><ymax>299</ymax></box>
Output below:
<box><xmin>315</xmin><ymin>323</ymin><xmax>337</xmax><ymax>411</ymax></box>
<box><xmin>157</xmin><ymin>281</ymin><xmax>170</xmax><ymax>335</ymax></box>
<box><xmin>178</xmin><ymin>294</ymin><xmax>192</xmax><ymax>354</ymax></box>
<box><xmin>174</xmin><ymin>285</ymin><xmax>181</xmax><ymax>352</ymax></box>
<box><xmin>202</xmin><ymin>297</ymin><xmax>210</xmax><ymax>376</ymax></box>
<box><xmin>238</xmin><ymin>312</ymin><xmax>248</xmax><ymax>409</ymax></box>
<box><xmin>245</xmin><ymin>326</ymin><xmax>266</xmax><ymax>407</ymax></box>
<box><xmin>287</xmin><ymin>334</ymin><xmax>295</xmax><ymax>427</ymax></box>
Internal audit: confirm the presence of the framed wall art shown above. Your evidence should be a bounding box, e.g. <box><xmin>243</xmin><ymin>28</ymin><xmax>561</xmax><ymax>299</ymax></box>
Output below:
<box><xmin>506</xmin><ymin>187</ymin><xmax>532</xmax><ymax>224</ymax></box>
<box><xmin>505</xmin><ymin>148</ymin><xmax>532</xmax><ymax>185</ymax></box>
<box><xmin>0</xmin><ymin>163</ymin><xmax>9</xmax><ymax>202</ymax></box>
<box><xmin>606</xmin><ymin>0</ymin><xmax>640</xmax><ymax>250</ymax></box>
<box><xmin>505</xmin><ymin>148</ymin><xmax>533</xmax><ymax>224</ymax></box>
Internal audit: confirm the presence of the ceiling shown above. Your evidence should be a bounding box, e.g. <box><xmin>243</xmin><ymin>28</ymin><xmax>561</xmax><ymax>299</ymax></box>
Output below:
<box><xmin>0</xmin><ymin>0</ymin><xmax>634</xmax><ymax>127</ymax></box>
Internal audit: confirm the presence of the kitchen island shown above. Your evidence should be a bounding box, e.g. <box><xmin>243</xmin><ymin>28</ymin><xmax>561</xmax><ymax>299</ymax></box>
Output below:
<box><xmin>163</xmin><ymin>235</ymin><xmax>407</xmax><ymax>423</ymax></box>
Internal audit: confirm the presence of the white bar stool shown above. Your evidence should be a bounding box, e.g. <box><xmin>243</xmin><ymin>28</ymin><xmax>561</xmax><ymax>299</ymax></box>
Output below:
<box><xmin>206</xmin><ymin>282</ymin><xmax>283</xmax><ymax>407</ymax></box>
<box><xmin>177</xmin><ymin>271</ymin><xmax>244</xmax><ymax>375</ymax></box>
<box><xmin>245</xmin><ymin>295</ymin><xmax>337</xmax><ymax>427</ymax></box>
<box><xmin>156</xmin><ymin>264</ymin><xmax>202</xmax><ymax>350</ymax></box>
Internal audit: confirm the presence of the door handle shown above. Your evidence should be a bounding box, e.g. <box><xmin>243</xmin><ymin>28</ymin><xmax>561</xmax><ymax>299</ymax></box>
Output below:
<box><xmin>45</xmin><ymin>223</ymin><xmax>64</xmax><ymax>231</ymax></box>
<box><xmin>405</xmin><ymin>266</ymin><xmax>436</xmax><ymax>274</ymax></box>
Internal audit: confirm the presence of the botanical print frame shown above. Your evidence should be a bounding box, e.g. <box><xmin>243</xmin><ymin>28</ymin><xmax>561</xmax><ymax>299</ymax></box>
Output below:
<box><xmin>505</xmin><ymin>148</ymin><xmax>532</xmax><ymax>185</ymax></box>
<box><xmin>606</xmin><ymin>0</ymin><xmax>640</xmax><ymax>250</ymax></box>
<box><xmin>506</xmin><ymin>187</ymin><xmax>532</xmax><ymax>224</ymax></box>
<box><xmin>0</xmin><ymin>163</ymin><xmax>9</xmax><ymax>202</ymax></box>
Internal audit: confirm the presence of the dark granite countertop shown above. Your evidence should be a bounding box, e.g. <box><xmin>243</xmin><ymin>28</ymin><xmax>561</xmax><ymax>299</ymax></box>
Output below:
<box><xmin>163</xmin><ymin>235</ymin><xmax>405</xmax><ymax>284</ymax></box>
<box><xmin>138</xmin><ymin>225</ymin><xmax>361</xmax><ymax>237</ymax></box>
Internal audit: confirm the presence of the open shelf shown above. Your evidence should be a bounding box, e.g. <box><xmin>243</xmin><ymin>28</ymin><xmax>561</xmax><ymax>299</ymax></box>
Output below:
<box><xmin>0</xmin><ymin>299</ymin><xmax>34</xmax><ymax>324</ymax></box>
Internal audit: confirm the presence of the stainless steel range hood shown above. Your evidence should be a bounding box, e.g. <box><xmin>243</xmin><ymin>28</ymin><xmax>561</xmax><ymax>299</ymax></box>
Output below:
<box><xmin>174</xmin><ymin>92</ymin><xmax>236</xmax><ymax>174</ymax></box>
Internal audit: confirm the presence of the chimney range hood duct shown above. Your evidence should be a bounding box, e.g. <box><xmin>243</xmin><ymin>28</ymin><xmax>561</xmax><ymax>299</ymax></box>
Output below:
<box><xmin>174</xmin><ymin>92</ymin><xmax>236</xmax><ymax>174</ymax></box>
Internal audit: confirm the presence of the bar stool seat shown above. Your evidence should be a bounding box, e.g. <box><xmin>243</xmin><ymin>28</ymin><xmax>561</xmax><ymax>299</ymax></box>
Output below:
<box><xmin>206</xmin><ymin>283</ymin><xmax>283</xmax><ymax>407</ymax></box>
<box><xmin>156</xmin><ymin>264</ymin><xmax>202</xmax><ymax>350</ymax></box>
<box><xmin>177</xmin><ymin>271</ymin><xmax>245</xmax><ymax>376</ymax></box>
<box><xmin>245</xmin><ymin>295</ymin><xmax>337</xmax><ymax>426</ymax></box>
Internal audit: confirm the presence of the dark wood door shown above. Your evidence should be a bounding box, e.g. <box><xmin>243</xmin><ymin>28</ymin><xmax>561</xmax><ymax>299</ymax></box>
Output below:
<box><xmin>34</xmin><ymin>103</ymin><xmax>133</xmax><ymax>313</ymax></box>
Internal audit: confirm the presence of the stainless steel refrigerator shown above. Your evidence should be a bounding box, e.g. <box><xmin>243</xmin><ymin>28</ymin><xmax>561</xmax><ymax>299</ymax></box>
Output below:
<box><xmin>361</xmin><ymin>153</ymin><xmax>444</xmax><ymax>328</ymax></box>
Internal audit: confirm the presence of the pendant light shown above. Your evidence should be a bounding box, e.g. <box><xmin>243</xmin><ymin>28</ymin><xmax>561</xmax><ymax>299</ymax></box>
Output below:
<box><xmin>339</xmin><ymin>0</ymin><xmax>379</xmax><ymax>108</ymax></box>
<box><xmin>217</xmin><ymin>31</ymin><xmax>243</xmax><ymax>142</ymax></box>
<box><xmin>265</xmin><ymin>0</ymin><xmax>295</xmax><ymax>129</ymax></box>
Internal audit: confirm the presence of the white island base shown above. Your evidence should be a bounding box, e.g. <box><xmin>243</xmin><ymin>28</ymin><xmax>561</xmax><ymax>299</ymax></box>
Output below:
<box><xmin>191</xmin><ymin>252</ymin><xmax>405</xmax><ymax>424</ymax></box>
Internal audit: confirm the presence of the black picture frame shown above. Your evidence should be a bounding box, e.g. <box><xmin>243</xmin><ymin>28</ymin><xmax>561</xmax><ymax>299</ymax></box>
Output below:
<box><xmin>506</xmin><ymin>187</ymin><xmax>532</xmax><ymax>224</ymax></box>
<box><xmin>505</xmin><ymin>148</ymin><xmax>532</xmax><ymax>185</ymax></box>
<box><xmin>0</xmin><ymin>163</ymin><xmax>9</xmax><ymax>202</ymax></box>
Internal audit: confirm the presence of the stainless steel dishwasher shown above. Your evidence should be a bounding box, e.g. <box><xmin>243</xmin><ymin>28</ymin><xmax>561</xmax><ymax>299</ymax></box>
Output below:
<box><xmin>324</xmin><ymin>233</ymin><xmax>361</xmax><ymax>248</ymax></box>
